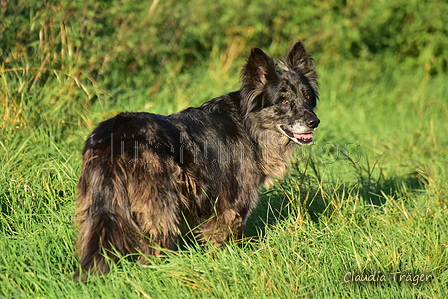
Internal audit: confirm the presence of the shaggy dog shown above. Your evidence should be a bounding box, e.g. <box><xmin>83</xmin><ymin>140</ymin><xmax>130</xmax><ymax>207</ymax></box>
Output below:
<box><xmin>75</xmin><ymin>40</ymin><xmax>320</xmax><ymax>279</ymax></box>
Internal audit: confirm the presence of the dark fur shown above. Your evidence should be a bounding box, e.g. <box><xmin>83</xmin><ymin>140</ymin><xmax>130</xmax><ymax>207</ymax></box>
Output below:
<box><xmin>75</xmin><ymin>40</ymin><xmax>320</xmax><ymax>280</ymax></box>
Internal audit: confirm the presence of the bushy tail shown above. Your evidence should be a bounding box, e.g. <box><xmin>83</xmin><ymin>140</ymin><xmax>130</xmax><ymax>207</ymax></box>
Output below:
<box><xmin>74</xmin><ymin>152</ymin><xmax>138</xmax><ymax>281</ymax></box>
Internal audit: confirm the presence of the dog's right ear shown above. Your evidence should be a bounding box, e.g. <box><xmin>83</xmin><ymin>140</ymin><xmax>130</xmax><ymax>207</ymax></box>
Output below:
<box><xmin>240</xmin><ymin>47</ymin><xmax>278</xmax><ymax>114</ymax></box>
<box><xmin>279</xmin><ymin>40</ymin><xmax>318</xmax><ymax>87</ymax></box>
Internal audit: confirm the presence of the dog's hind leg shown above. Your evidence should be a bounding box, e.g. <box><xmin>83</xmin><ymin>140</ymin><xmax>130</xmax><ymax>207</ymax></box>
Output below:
<box><xmin>199</xmin><ymin>208</ymin><xmax>246</xmax><ymax>248</ymax></box>
<box><xmin>128</xmin><ymin>160</ymin><xmax>185</xmax><ymax>262</ymax></box>
<box><xmin>198</xmin><ymin>180</ymin><xmax>260</xmax><ymax>248</ymax></box>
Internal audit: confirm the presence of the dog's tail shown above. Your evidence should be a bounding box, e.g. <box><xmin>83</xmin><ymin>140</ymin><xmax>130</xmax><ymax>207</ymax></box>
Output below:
<box><xmin>74</xmin><ymin>150</ymin><xmax>138</xmax><ymax>281</ymax></box>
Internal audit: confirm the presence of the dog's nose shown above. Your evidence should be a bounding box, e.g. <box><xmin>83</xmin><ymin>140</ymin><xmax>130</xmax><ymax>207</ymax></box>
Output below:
<box><xmin>307</xmin><ymin>116</ymin><xmax>320</xmax><ymax>129</ymax></box>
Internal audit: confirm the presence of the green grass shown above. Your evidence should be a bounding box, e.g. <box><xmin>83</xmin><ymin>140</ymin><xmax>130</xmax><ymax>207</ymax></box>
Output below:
<box><xmin>1</xmin><ymin>0</ymin><xmax>448</xmax><ymax>298</ymax></box>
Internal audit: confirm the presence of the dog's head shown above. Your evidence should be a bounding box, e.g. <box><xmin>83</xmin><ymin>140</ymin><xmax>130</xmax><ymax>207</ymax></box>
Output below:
<box><xmin>241</xmin><ymin>40</ymin><xmax>319</xmax><ymax>145</ymax></box>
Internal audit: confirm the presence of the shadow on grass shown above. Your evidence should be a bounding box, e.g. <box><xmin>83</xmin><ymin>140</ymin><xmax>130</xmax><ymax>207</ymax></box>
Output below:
<box><xmin>245</xmin><ymin>157</ymin><xmax>427</xmax><ymax>238</ymax></box>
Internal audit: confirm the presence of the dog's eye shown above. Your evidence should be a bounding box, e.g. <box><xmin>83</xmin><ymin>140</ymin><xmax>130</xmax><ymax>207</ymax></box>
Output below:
<box><xmin>278</xmin><ymin>96</ymin><xmax>289</xmax><ymax>105</ymax></box>
<box><xmin>302</xmin><ymin>88</ymin><xmax>312</xmax><ymax>100</ymax></box>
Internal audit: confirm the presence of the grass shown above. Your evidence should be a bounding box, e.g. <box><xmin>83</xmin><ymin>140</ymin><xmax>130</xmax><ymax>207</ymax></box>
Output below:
<box><xmin>1</xmin><ymin>0</ymin><xmax>448</xmax><ymax>298</ymax></box>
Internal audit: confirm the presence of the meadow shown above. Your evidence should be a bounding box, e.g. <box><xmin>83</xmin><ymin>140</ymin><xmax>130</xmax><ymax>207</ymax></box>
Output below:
<box><xmin>1</xmin><ymin>0</ymin><xmax>447</xmax><ymax>298</ymax></box>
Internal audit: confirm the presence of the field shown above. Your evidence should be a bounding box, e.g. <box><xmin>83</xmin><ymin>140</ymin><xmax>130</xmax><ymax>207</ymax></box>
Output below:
<box><xmin>1</xmin><ymin>0</ymin><xmax>448</xmax><ymax>298</ymax></box>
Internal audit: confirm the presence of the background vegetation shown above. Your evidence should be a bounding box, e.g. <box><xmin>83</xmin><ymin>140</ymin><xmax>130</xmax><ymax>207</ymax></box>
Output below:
<box><xmin>1</xmin><ymin>0</ymin><xmax>447</xmax><ymax>297</ymax></box>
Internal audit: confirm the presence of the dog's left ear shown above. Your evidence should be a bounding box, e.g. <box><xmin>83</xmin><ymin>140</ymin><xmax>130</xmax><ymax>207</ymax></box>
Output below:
<box><xmin>280</xmin><ymin>40</ymin><xmax>317</xmax><ymax>84</ymax></box>
<box><xmin>242</xmin><ymin>47</ymin><xmax>278</xmax><ymax>88</ymax></box>
<box><xmin>240</xmin><ymin>47</ymin><xmax>278</xmax><ymax>114</ymax></box>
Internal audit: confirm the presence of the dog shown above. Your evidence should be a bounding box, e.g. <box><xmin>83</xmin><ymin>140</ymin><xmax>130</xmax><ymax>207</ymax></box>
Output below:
<box><xmin>75</xmin><ymin>40</ymin><xmax>319</xmax><ymax>280</ymax></box>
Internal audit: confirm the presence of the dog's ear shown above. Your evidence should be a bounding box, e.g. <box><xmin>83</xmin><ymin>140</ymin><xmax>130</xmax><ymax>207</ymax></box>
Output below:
<box><xmin>280</xmin><ymin>40</ymin><xmax>317</xmax><ymax>84</ymax></box>
<box><xmin>240</xmin><ymin>47</ymin><xmax>278</xmax><ymax>114</ymax></box>
<box><xmin>242</xmin><ymin>47</ymin><xmax>278</xmax><ymax>87</ymax></box>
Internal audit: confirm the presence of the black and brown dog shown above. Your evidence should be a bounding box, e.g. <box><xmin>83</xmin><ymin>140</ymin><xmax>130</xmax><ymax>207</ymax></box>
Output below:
<box><xmin>75</xmin><ymin>40</ymin><xmax>320</xmax><ymax>280</ymax></box>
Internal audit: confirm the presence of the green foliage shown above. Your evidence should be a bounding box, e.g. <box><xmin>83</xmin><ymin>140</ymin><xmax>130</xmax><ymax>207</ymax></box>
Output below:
<box><xmin>1</xmin><ymin>0</ymin><xmax>448</xmax><ymax>298</ymax></box>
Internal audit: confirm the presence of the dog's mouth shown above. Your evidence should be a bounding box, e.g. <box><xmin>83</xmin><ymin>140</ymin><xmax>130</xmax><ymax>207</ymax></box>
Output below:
<box><xmin>279</xmin><ymin>125</ymin><xmax>314</xmax><ymax>145</ymax></box>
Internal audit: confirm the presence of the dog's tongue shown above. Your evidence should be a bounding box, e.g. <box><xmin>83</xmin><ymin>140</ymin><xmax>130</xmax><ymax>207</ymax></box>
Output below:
<box><xmin>293</xmin><ymin>132</ymin><xmax>313</xmax><ymax>139</ymax></box>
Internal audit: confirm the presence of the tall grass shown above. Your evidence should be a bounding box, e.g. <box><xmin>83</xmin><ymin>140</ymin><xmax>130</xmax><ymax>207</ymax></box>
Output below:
<box><xmin>1</xmin><ymin>0</ymin><xmax>447</xmax><ymax>298</ymax></box>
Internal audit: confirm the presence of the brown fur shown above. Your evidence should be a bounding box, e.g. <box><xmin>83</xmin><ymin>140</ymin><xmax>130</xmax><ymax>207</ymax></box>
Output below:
<box><xmin>74</xmin><ymin>40</ymin><xmax>320</xmax><ymax>280</ymax></box>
